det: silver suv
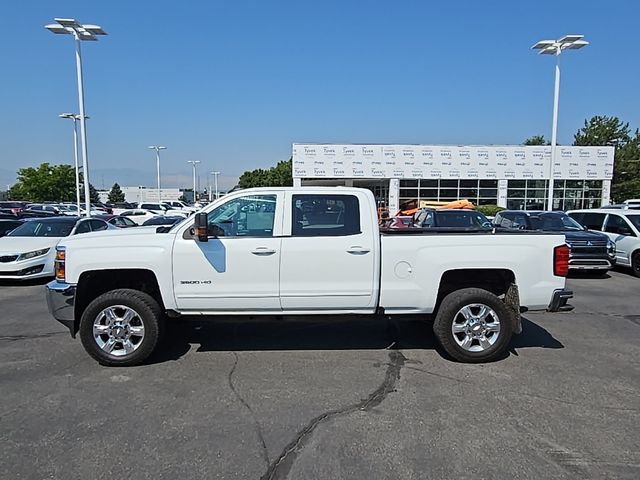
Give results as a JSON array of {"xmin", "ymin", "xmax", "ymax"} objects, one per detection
[{"xmin": 567, "ymin": 209, "xmax": 640, "ymax": 277}]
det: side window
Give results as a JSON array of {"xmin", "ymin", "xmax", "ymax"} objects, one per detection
[
  {"xmin": 292, "ymin": 194, "xmax": 360, "ymax": 236},
  {"xmin": 74, "ymin": 220, "xmax": 91, "ymax": 234},
  {"xmin": 206, "ymin": 195, "xmax": 276, "ymax": 237},
  {"xmin": 511, "ymin": 214, "xmax": 528, "ymax": 229},
  {"xmin": 141, "ymin": 204, "xmax": 156, "ymax": 210},
  {"xmin": 605, "ymin": 215, "xmax": 635, "ymax": 236},
  {"xmin": 90, "ymin": 220, "xmax": 108, "ymax": 231},
  {"xmin": 497, "ymin": 213, "xmax": 513, "ymax": 228},
  {"xmin": 576, "ymin": 213, "xmax": 605, "ymax": 231}
]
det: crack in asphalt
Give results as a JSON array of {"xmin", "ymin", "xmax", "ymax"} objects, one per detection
[
  {"xmin": 0, "ymin": 332, "xmax": 66, "ymax": 342},
  {"xmin": 260, "ymin": 349, "xmax": 406, "ymax": 480},
  {"xmin": 227, "ymin": 351, "xmax": 270, "ymax": 467}
]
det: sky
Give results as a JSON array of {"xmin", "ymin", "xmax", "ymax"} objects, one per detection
[{"xmin": 1, "ymin": 0, "xmax": 639, "ymax": 192}]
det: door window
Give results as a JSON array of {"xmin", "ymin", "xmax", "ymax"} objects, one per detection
[
  {"xmin": 571, "ymin": 212, "xmax": 605, "ymax": 230},
  {"xmin": 89, "ymin": 220, "xmax": 108, "ymax": 231},
  {"xmin": 74, "ymin": 220, "xmax": 91, "ymax": 234},
  {"xmin": 292, "ymin": 195, "xmax": 360, "ymax": 236},
  {"xmin": 605, "ymin": 215, "xmax": 635, "ymax": 236},
  {"xmin": 206, "ymin": 195, "xmax": 276, "ymax": 237}
]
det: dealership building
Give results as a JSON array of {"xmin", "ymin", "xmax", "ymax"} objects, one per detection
[{"xmin": 292, "ymin": 144, "xmax": 614, "ymax": 212}]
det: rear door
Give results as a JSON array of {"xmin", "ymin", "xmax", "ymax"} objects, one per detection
[{"xmin": 279, "ymin": 192, "xmax": 377, "ymax": 311}]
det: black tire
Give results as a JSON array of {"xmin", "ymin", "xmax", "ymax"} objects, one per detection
[
  {"xmin": 632, "ymin": 252, "xmax": 640, "ymax": 278},
  {"xmin": 79, "ymin": 289, "xmax": 164, "ymax": 366},
  {"xmin": 433, "ymin": 288, "xmax": 513, "ymax": 363}
]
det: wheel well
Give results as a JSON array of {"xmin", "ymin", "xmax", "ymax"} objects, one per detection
[
  {"xmin": 436, "ymin": 269, "xmax": 515, "ymax": 307},
  {"xmin": 74, "ymin": 269, "xmax": 163, "ymax": 331}
]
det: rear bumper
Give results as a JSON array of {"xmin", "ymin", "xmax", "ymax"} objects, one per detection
[
  {"xmin": 46, "ymin": 280, "xmax": 77, "ymax": 336},
  {"xmin": 547, "ymin": 288, "xmax": 574, "ymax": 312},
  {"xmin": 568, "ymin": 257, "xmax": 613, "ymax": 270}
]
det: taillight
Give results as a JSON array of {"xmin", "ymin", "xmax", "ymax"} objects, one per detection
[
  {"xmin": 554, "ymin": 244, "xmax": 570, "ymax": 277},
  {"xmin": 55, "ymin": 247, "xmax": 66, "ymax": 281}
]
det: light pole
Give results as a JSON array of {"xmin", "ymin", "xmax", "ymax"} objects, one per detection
[
  {"xmin": 211, "ymin": 171, "xmax": 220, "ymax": 201},
  {"xmin": 148, "ymin": 146, "xmax": 167, "ymax": 202},
  {"xmin": 187, "ymin": 160, "xmax": 201, "ymax": 202},
  {"xmin": 59, "ymin": 113, "xmax": 88, "ymax": 214},
  {"xmin": 532, "ymin": 34, "xmax": 588, "ymax": 211},
  {"xmin": 46, "ymin": 18, "xmax": 106, "ymax": 216}
]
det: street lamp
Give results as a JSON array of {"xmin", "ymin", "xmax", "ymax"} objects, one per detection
[
  {"xmin": 148, "ymin": 146, "xmax": 167, "ymax": 202},
  {"xmin": 187, "ymin": 160, "xmax": 201, "ymax": 202},
  {"xmin": 46, "ymin": 18, "xmax": 107, "ymax": 216},
  {"xmin": 211, "ymin": 171, "xmax": 220, "ymax": 201},
  {"xmin": 532, "ymin": 34, "xmax": 589, "ymax": 211},
  {"xmin": 59, "ymin": 113, "xmax": 88, "ymax": 214}
]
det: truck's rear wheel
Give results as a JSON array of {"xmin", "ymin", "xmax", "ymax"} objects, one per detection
[
  {"xmin": 79, "ymin": 289, "xmax": 164, "ymax": 367},
  {"xmin": 433, "ymin": 288, "xmax": 513, "ymax": 363}
]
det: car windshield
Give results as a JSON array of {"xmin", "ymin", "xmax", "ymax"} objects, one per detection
[
  {"xmin": 8, "ymin": 220, "xmax": 74, "ymax": 237},
  {"xmin": 528, "ymin": 213, "xmax": 584, "ymax": 231},
  {"xmin": 626, "ymin": 215, "xmax": 640, "ymax": 231}
]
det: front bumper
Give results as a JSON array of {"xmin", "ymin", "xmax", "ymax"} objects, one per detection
[
  {"xmin": 547, "ymin": 288, "xmax": 574, "ymax": 312},
  {"xmin": 46, "ymin": 280, "xmax": 77, "ymax": 337}
]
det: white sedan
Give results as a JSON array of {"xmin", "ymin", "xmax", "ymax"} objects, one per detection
[
  {"xmin": 0, "ymin": 217, "xmax": 114, "ymax": 280},
  {"xmin": 119, "ymin": 209, "xmax": 161, "ymax": 225}
]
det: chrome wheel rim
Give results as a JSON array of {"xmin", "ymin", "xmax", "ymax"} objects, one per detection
[
  {"xmin": 93, "ymin": 305, "xmax": 145, "ymax": 357},
  {"xmin": 451, "ymin": 303, "xmax": 500, "ymax": 352}
]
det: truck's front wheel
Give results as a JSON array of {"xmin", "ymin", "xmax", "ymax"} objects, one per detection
[
  {"xmin": 79, "ymin": 289, "xmax": 164, "ymax": 367},
  {"xmin": 433, "ymin": 288, "xmax": 513, "ymax": 363}
]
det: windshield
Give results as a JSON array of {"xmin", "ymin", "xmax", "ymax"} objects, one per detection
[
  {"xmin": 528, "ymin": 213, "xmax": 584, "ymax": 231},
  {"xmin": 8, "ymin": 220, "xmax": 74, "ymax": 237}
]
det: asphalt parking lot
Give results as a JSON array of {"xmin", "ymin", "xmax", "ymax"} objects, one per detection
[{"xmin": 1, "ymin": 271, "xmax": 639, "ymax": 480}]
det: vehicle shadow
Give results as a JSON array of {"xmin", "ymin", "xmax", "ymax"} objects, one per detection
[
  {"xmin": 147, "ymin": 314, "xmax": 563, "ymax": 365},
  {"xmin": 0, "ymin": 277, "xmax": 52, "ymax": 287},
  {"xmin": 568, "ymin": 271, "xmax": 611, "ymax": 279}
]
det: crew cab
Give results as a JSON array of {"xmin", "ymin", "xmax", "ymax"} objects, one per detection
[{"xmin": 46, "ymin": 187, "xmax": 572, "ymax": 366}]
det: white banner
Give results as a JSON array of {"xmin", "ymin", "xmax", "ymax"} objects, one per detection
[{"xmin": 292, "ymin": 144, "xmax": 614, "ymax": 180}]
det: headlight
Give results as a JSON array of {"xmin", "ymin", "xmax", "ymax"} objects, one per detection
[
  {"xmin": 607, "ymin": 240, "xmax": 616, "ymax": 257},
  {"xmin": 17, "ymin": 248, "xmax": 50, "ymax": 261}
]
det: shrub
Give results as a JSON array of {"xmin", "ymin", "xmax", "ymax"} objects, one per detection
[{"xmin": 476, "ymin": 204, "xmax": 504, "ymax": 217}]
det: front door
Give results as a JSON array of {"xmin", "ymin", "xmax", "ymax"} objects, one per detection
[{"xmin": 172, "ymin": 193, "xmax": 283, "ymax": 311}]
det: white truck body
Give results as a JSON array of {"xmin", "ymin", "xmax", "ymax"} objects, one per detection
[{"xmin": 46, "ymin": 187, "xmax": 572, "ymax": 365}]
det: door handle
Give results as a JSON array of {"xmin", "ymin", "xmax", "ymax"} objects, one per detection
[
  {"xmin": 251, "ymin": 247, "xmax": 276, "ymax": 255},
  {"xmin": 346, "ymin": 246, "xmax": 371, "ymax": 254}
]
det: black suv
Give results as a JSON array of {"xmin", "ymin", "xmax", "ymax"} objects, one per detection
[{"xmin": 493, "ymin": 210, "xmax": 616, "ymax": 274}]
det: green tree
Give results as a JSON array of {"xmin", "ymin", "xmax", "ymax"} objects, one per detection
[
  {"xmin": 523, "ymin": 135, "xmax": 548, "ymax": 145},
  {"xmin": 9, "ymin": 163, "xmax": 76, "ymax": 202},
  {"xmin": 238, "ymin": 159, "xmax": 293, "ymax": 188},
  {"xmin": 89, "ymin": 183, "xmax": 100, "ymax": 203},
  {"xmin": 107, "ymin": 183, "xmax": 125, "ymax": 203},
  {"xmin": 573, "ymin": 116, "xmax": 640, "ymax": 202}
]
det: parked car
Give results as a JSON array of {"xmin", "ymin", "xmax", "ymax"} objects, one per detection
[
  {"xmin": 0, "ymin": 217, "xmax": 115, "ymax": 280},
  {"xmin": 141, "ymin": 216, "xmax": 185, "ymax": 226},
  {"xmin": 413, "ymin": 209, "xmax": 493, "ymax": 230},
  {"xmin": 0, "ymin": 219, "xmax": 23, "ymax": 237},
  {"xmin": 164, "ymin": 200, "xmax": 198, "ymax": 213},
  {"xmin": 567, "ymin": 209, "xmax": 640, "ymax": 277},
  {"xmin": 25, "ymin": 204, "xmax": 61, "ymax": 215},
  {"xmin": 119, "ymin": 209, "xmax": 159, "ymax": 225},
  {"xmin": 46, "ymin": 187, "xmax": 572, "ymax": 366},
  {"xmin": 137, "ymin": 202, "xmax": 190, "ymax": 217},
  {"xmin": 0, "ymin": 201, "xmax": 27, "ymax": 215},
  {"xmin": 494, "ymin": 210, "xmax": 616, "ymax": 274},
  {"xmin": 93, "ymin": 214, "xmax": 138, "ymax": 228}
]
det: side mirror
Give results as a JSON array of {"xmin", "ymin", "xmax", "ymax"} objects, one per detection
[{"xmin": 194, "ymin": 212, "xmax": 208, "ymax": 242}]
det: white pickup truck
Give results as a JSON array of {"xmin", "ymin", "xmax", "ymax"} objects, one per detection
[{"xmin": 46, "ymin": 187, "xmax": 573, "ymax": 366}]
